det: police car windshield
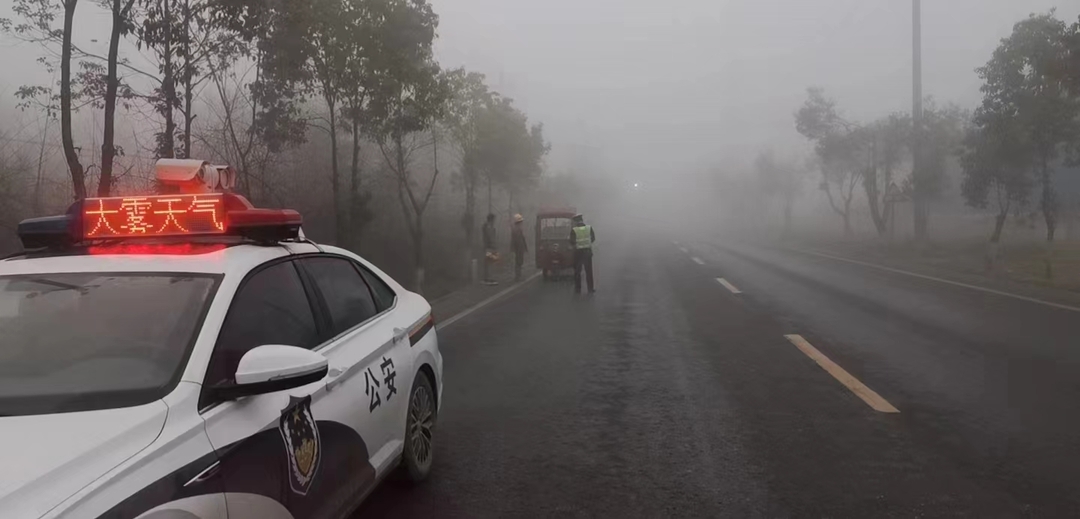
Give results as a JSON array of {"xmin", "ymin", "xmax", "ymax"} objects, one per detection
[{"xmin": 0, "ymin": 273, "xmax": 218, "ymax": 416}]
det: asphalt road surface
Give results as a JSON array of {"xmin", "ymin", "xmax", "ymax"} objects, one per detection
[{"xmin": 357, "ymin": 230, "xmax": 1080, "ymax": 518}]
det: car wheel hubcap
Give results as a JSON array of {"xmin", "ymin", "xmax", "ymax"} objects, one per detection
[{"xmin": 409, "ymin": 385, "xmax": 434, "ymax": 467}]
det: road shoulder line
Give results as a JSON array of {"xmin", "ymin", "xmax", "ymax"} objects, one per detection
[
  {"xmin": 692, "ymin": 257, "xmax": 705, "ymax": 265},
  {"xmin": 790, "ymin": 247, "xmax": 1080, "ymax": 314},
  {"xmin": 437, "ymin": 272, "xmax": 541, "ymax": 330},
  {"xmin": 784, "ymin": 334, "xmax": 899, "ymax": 414}
]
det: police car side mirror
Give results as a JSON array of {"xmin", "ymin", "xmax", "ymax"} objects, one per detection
[{"xmin": 210, "ymin": 345, "xmax": 328, "ymax": 401}]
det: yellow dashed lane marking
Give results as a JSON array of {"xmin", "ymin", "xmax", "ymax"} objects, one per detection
[
  {"xmin": 717, "ymin": 278, "xmax": 742, "ymax": 294},
  {"xmin": 784, "ymin": 334, "xmax": 899, "ymax": 413}
]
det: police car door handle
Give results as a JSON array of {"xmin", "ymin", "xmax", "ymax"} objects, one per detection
[
  {"xmin": 326, "ymin": 366, "xmax": 347, "ymax": 391},
  {"xmin": 393, "ymin": 327, "xmax": 408, "ymax": 343}
]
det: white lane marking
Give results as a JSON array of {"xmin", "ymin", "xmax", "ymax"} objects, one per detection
[
  {"xmin": 438, "ymin": 272, "xmax": 541, "ymax": 330},
  {"xmin": 784, "ymin": 334, "xmax": 899, "ymax": 414},
  {"xmin": 716, "ymin": 278, "xmax": 742, "ymax": 294},
  {"xmin": 679, "ymin": 247, "xmax": 688, "ymax": 254},
  {"xmin": 692, "ymin": 257, "xmax": 705, "ymax": 265},
  {"xmin": 792, "ymin": 248, "xmax": 1080, "ymax": 314}
]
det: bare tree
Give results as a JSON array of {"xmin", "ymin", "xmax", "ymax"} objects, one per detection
[
  {"xmin": 796, "ymin": 88, "xmax": 862, "ymax": 237},
  {"xmin": 3, "ymin": 0, "xmax": 89, "ymax": 199},
  {"xmin": 198, "ymin": 60, "xmax": 278, "ymax": 202},
  {"xmin": 754, "ymin": 150, "xmax": 802, "ymax": 237},
  {"xmin": 98, "ymin": 0, "xmax": 137, "ymax": 196}
]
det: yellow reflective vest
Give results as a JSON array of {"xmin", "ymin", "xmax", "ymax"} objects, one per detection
[{"xmin": 573, "ymin": 225, "xmax": 593, "ymax": 249}]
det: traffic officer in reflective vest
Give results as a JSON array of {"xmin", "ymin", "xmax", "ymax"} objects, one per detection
[{"xmin": 568, "ymin": 213, "xmax": 596, "ymax": 294}]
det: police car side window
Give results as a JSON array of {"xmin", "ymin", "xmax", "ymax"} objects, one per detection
[
  {"xmin": 302, "ymin": 257, "xmax": 379, "ymax": 336},
  {"xmin": 205, "ymin": 261, "xmax": 319, "ymax": 387},
  {"xmin": 356, "ymin": 264, "xmax": 396, "ymax": 312}
]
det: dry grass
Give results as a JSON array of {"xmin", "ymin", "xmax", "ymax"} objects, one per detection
[{"xmin": 796, "ymin": 237, "xmax": 1080, "ymax": 293}]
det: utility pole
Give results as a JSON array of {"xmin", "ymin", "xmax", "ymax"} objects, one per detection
[{"xmin": 912, "ymin": 0, "xmax": 926, "ymax": 241}]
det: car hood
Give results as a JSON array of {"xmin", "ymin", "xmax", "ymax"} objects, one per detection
[{"xmin": 0, "ymin": 401, "xmax": 168, "ymax": 519}]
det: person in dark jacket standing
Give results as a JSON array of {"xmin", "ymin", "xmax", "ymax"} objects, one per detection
[
  {"xmin": 511, "ymin": 213, "xmax": 528, "ymax": 281},
  {"xmin": 482, "ymin": 213, "xmax": 498, "ymax": 285},
  {"xmin": 568, "ymin": 213, "xmax": 595, "ymax": 294}
]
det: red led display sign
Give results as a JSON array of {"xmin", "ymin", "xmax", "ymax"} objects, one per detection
[{"xmin": 82, "ymin": 193, "xmax": 227, "ymax": 239}]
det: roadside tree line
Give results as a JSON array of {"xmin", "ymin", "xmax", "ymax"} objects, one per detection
[
  {"xmin": 961, "ymin": 11, "xmax": 1080, "ymax": 274},
  {"xmin": 793, "ymin": 88, "xmax": 966, "ymax": 239},
  {"xmin": 1, "ymin": 0, "xmax": 549, "ymax": 291},
  {"xmin": 780, "ymin": 11, "xmax": 1080, "ymax": 274}
]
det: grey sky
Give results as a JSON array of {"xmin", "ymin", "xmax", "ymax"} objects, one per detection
[
  {"xmin": 429, "ymin": 0, "xmax": 1078, "ymax": 177},
  {"xmin": 3, "ymin": 0, "xmax": 1078, "ymax": 179}
]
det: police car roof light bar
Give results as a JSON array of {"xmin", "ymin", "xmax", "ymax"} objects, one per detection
[
  {"xmin": 16, "ymin": 214, "xmax": 78, "ymax": 249},
  {"xmin": 228, "ymin": 207, "xmax": 303, "ymax": 243},
  {"xmin": 16, "ymin": 192, "xmax": 302, "ymax": 249}
]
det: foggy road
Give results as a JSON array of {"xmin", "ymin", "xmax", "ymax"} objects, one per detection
[{"xmin": 357, "ymin": 231, "xmax": 1080, "ymax": 518}]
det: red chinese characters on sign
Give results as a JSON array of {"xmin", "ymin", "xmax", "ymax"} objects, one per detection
[
  {"xmin": 120, "ymin": 198, "xmax": 154, "ymax": 234},
  {"xmin": 85, "ymin": 199, "xmax": 120, "ymax": 236},
  {"xmin": 83, "ymin": 193, "xmax": 227, "ymax": 239}
]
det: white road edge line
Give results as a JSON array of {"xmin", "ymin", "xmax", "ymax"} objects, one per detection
[
  {"xmin": 679, "ymin": 247, "xmax": 688, "ymax": 254},
  {"xmin": 692, "ymin": 257, "xmax": 705, "ymax": 265},
  {"xmin": 716, "ymin": 278, "xmax": 742, "ymax": 294},
  {"xmin": 792, "ymin": 247, "xmax": 1080, "ymax": 314},
  {"xmin": 784, "ymin": 334, "xmax": 899, "ymax": 414},
  {"xmin": 437, "ymin": 271, "xmax": 541, "ymax": 330}
]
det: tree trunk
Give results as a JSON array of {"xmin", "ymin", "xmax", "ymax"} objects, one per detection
[
  {"xmin": 914, "ymin": 193, "xmax": 929, "ymax": 240},
  {"xmin": 391, "ymin": 135, "xmax": 422, "ymax": 292},
  {"xmin": 60, "ymin": 0, "xmax": 86, "ymax": 200},
  {"xmin": 413, "ymin": 224, "xmax": 424, "ymax": 294},
  {"xmin": 34, "ymin": 118, "xmax": 49, "ymax": 213},
  {"xmin": 99, "ymin": 0, "xmax": 128, "ymax": 196},
  {"xmin": 821, "ymin": 174, "xmax": 853, "ymax": 239},
  {"xmin": 160, "ymin": 0, "xmax": 176, "ymax": 158},
  {"xmin": 990, "ymin": 210, "xmax": 1007, "ymax": 243},
  {"xmin": 883, "ymin": 163, "xmax": 895, "ymax": 241},
  {"xmin": 350, "ymin": 120, "xmax": 360, "ymax": 198},
  {"xmin": 463, "ymin": 171, "xmax": 476, "ymax": 250},
  {"xmin": 349, "ymin": 116, "xmax": 361, "ymax": 250},
  {"xmin": 865, "ymin": 139, "xmax": 887, "ymax": 237},
  {"xmin": 866, "ymin": 185, "xmax": 887, "ymax": 236},
  {"xmin": 463, "ymin": 174, "xmax": 476, "ymax": 278},
  {"xmin": 242, "ymin": 55, "xmax": 261, "ymax": 199},
  {"xmin": 1040, "ymin": 158, "xmax": 1056, "ymax": 280},
  {"xmin": 329, "ymin": 102, "xmax": 343, "ymax": 245},
  {"xmin": 783, "ymin": 197, "xmax": 793, "ymax": 238},
  {"xmin": 1041, "ymin": 160, "xmax": 1056, "ymax": 243},
  {"xmin": 912, "ymin": 130, "xmax": 928, "ymax": 242},
  {"xmin": 181, "ymin": 0, "xmax": 193, "ymax": 158},
  {"xmin": 983, "ymin": 204, "xmax": 1008, "ymax": 271},
  {"xmin": 843, "ymin": 190, "xmax": 854, "ymax": 237}
]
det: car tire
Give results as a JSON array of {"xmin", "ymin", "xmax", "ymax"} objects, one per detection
[{"xmin": 401, "ymin": 372, "xmax": 436, "ymax": 483}]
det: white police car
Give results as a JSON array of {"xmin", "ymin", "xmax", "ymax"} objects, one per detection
[{"xmin": 0, "ymin": 159, "xmax": 442, "ymax": 518}]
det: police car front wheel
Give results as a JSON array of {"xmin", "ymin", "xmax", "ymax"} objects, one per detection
[{"xmin": 401, "ymin": 372, "xmax": 436, "ymax": 482}]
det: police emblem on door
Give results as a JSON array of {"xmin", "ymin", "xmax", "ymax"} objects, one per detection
[{"xmin": 279, "ymin": 396, "xmax": 322, "ymax": 495}]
